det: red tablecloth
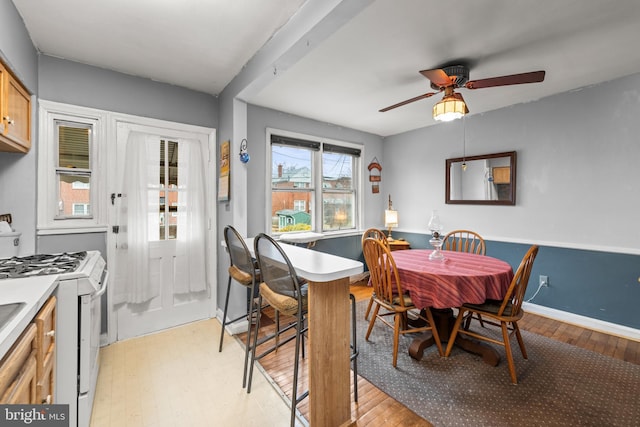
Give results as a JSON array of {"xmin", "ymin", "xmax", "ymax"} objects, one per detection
[{"xmin": 391, "ymin": 249, "xmax": 514, "ymax": 310}]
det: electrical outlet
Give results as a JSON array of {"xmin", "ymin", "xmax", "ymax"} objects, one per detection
[{"xmin": 539, "ymin": 275, "xmax": 549, "ymax": 287}]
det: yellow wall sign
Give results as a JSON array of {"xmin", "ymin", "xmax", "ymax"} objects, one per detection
[{"xmin": 218, "ymin": 140, "xmax": 230, "ymax": 201}]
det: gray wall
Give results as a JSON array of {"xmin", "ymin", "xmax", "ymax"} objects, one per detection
[
  {"xmin": 0, "ymin": 0, "xmax": 39, "ymax": 255},
  {"xmin": 213, "ymin": 104, "xmax": 385, "ymax": 318},
  {"xmin": 382, "ymin": 73, "xmax": 640, "ymax": 329},
  {"xmin": 36, "ymin": 55, "xmax": 219, "ymax": 255},
  {"xmin": 38, "ymin": 55, "xmax": 218, "ymax": 129},
  {"xmin": 383, "ymin": 73, "xmax": 640, "ymax": 251}
]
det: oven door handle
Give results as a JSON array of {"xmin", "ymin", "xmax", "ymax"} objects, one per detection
[{"xmin": 93, "ymin": 270, "xmax": 109, "ymax": 298}]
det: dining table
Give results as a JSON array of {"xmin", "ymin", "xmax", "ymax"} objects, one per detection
[
  {"xmin": 240, "ymin": 237, "xmax": 363, "ymax": 427},
  {"xmin": 391, "ymin": 249, "xmax": 514, "ymax": 365}
]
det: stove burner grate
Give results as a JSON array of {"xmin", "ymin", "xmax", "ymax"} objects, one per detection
[{"xmin": 0, "ymin": 251, "xmax": 88, "ymax": 280}]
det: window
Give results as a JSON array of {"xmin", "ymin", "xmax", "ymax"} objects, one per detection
[
  {"xmin": 269, "ymin": 131, "xmax": 362, "ymax": 234},
  {"xmin": 293, "ymin": 200, "xmax": 306, "ymax": 211},
  {"xmin": 157, "ymin": 140, "xmax": 179, "ymax": 240},
  {"xmin": 38, "ymin": 101, "xmax": 107, "ymax": 231},
  {"xmin": 73, "ymin": 203, "xmax": 90, "ymax": 215},
  {"xmin": 71, "ymin": 181, "xmax": 91, "ymax": 189},
  {"xmin": 55, "ymin": 121, "xmax": 93, "ymax": 219}
]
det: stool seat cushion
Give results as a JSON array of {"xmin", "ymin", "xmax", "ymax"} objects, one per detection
[
  {"xmin": 259, "ymin": 282, "xmax": 308, "ymax": 316},
  {"xmin": 228, "ymin": 265, "xmax": 254, "ymax": 286}
]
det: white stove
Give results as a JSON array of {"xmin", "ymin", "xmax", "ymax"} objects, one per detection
[{"xmin": 2, "ymin": 250, "xmax": 108, "ymax": 427}]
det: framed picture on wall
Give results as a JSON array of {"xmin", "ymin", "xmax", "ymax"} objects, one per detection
[{"xmin": 218, "ymin": 140, "xmax": 230, "ymax": 201}]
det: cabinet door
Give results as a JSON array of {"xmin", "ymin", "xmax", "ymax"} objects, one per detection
[
  {"xmin": 35, "ymin": 296, "xmax": 56, "ymax": 404},
  {"xmin": 1, "ymin": 351, "xmax": 37, "ymax": 404},
  {"xmin": 0, "ymin": 63, "xmax": 31, "ymax": 153},
  {"xmin": 37, "ymin": 351, "xmax": 55, "ymax": 404},
  {"xmin": 0, "ymin": 65, "xmax": 4, "ymax": 135},
  {"xmin": 35, "ymin": 296, "xmax": 56, "ymax": 366},
  {"xmin": 0, "ymin": 323, "xmax": 37, "ymax": 401},
  {"xmin": 492, "ymin": 167, "xmax": 511, "ymax": 184}
]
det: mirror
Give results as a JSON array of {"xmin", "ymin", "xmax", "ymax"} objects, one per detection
[{"xmin": 446, "ymin": 151, "xmax": 516, "ymax": 205}]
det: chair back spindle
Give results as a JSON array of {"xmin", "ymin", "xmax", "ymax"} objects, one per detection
[{"xmin": 442, "ymin": 229, "xmax": 486, "ymax": 255}]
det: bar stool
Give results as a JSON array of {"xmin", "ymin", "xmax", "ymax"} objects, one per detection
[
  {"xmin": 219, "ymin": 225, "xmax": 262, "ymax": 389},
  {"xmin": 248, "ymin": 233, "xmax": 359, "ymax": 426}
]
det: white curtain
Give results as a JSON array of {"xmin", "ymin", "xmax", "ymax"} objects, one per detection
[
  {"xmin": 174, "ymin": 138, "xmax": 207, "ymax": 294},
  {"xmin": 113, "ymin": 132, "xmax": 161, "ymax": 304}
]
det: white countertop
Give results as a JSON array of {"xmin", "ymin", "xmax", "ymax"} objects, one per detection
[
  {"xmin": 278, "ymin": 231, "xmax": 324, "ymax": 244},
  {"xmin": 0, "ymin": 275, "xmax": 58, "ymax": 359},
  {"xmin": 245, "ymin": 237, "xmax": 363, "ymax": 282}
]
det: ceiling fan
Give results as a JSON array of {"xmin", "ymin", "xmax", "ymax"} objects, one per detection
[{"xmin": 379, "ymin": 64, "xmax": 545, "ymax": 121}]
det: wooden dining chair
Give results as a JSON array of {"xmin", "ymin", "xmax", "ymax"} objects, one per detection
[
  {"xmin": 442, "ymin": 229, "xmax": 486, "ymax": 255},
  {"xmin": 362, "ymin": 237, "xmax": 443, "ymax": 367},
  {"xmin": 442, "ymin": 229, "xmax": 487, "ymax": 328},
  {"xmin": 444, "ymin": 245, "xmax": 539, "ymax": 384},
  {"xmin": 361, "ymin": 228, "xmax": 390, "ymax": 321}
]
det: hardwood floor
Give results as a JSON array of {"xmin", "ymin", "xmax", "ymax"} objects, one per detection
[
  {"xmin": 247, "ymin": 283, "xmax": 640, "ymax": 426},
  {"xmin": 92, "ymin": 283, "xmax": 640, "ymax": 427}
]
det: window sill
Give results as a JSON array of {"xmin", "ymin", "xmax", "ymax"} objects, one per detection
[{"xmin": 37, "ymin": 225, "xmax": 108, "ymax": 236}]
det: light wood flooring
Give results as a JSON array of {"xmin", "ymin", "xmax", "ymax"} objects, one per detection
[{"xmin": 90, "ymin": 284, "xmax": 640, "ymax": 427}]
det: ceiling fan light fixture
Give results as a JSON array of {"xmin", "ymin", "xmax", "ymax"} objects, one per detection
[{"xmin": 433, "ymin": 94, "xmax": 466, "ymax": 122}]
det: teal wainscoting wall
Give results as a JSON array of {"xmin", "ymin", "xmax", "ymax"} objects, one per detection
[{"xmin": 312, "ymin": 232, "xmax": 640, "ymax": 330}]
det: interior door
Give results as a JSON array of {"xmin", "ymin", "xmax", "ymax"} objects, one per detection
[{"xmin": 112, "ymin": 121, "xmax": 215, "ymax": 341}]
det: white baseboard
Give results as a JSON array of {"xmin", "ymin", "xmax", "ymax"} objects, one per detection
[
  {"xmin": 523, "ymin": 302, "xmax": 640, "ymax": 342},
  {"xmin": 216, "ymin": 308, "xmax": 250, "ymax": 336}
]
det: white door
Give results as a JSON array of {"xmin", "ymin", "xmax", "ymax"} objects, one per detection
[{"xmin": 110, "ymin": 120, "xmax": 216, "ymax": 341}]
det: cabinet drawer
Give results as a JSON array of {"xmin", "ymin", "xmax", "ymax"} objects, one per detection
[
  {"xmin": 0, "ymin": 324, "xmax": 37, "ymax": 401},
  {"xmin": 37, "ymin": 350, "xmax": 55, "ymax": 404},
  {"xmin": 35, "ymin": 296, "xmax": 56, "ymax": 367}
]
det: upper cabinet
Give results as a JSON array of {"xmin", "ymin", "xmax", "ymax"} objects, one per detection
[
  {"xmin": 0, "ymin": 60, "xmax": 32, "ymax": 153},
  {"xmin": 492, "ymin": 166, "xmax": 511, "ymax": 184}
]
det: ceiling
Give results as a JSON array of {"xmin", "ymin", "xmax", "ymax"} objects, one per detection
[{"xmin": 12, "ymin": 0, "xmax": 640, "ymax": 137}]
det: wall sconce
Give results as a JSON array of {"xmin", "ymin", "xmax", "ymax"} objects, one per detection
[
  {"xmin": 239, "ymin": 138, "xmax": 250, "ymax": 163},
  {"xmin": 384, "ymin": 194, "xmax": 398, "ymax": 241}
]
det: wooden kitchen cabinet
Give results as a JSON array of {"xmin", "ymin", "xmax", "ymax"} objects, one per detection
[
  {"xmin": 492, "ymin": 166, "xmax": 511, "ymax": 184},
  {"xmin": 2, "ymin": 352, "xmax": 37, "ymax": 404},
  {"xmin": 0, "ymin": 59, "xmax": 32, "ymax": 153},
  {"xmin": 0, "ymin": 323, "xmax": 37, "ymax": 403},
  {"xmin": 35, "ymin": 296, "xmax": 56, "ymax": 404},
  {"xmin": 0, "ymin": 295, "xmax": 57, "ymax": 405}
]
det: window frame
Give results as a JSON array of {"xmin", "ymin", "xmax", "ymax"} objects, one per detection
[
  {"xmin": 266, "ymin": 128, "xmax": 363, "ymax": 236},
  {"xmin": 38, "ymin": 101, "xmax": 108, "ymax": 233}
]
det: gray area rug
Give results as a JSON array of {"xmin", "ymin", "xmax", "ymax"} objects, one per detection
[{"xmin": 355, "ymin": 301, "xmax": 640, "ymax": 427}]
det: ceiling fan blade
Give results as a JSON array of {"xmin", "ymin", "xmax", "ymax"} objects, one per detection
[
  {"xmin": 420, "ymin": 68, "xmax": 452, "ymax": 87},
  {"xmin": 379, "ymin": 92, "xmax": 438, "ymax": 112},
  {"xmin": 465, "ymin": 70, "xmax": 545, "ymax": 89}
]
